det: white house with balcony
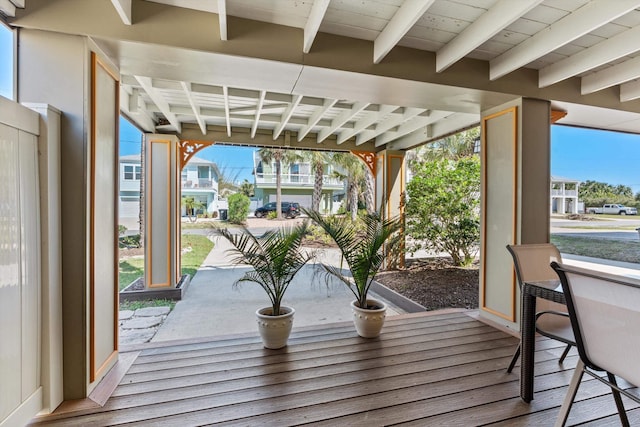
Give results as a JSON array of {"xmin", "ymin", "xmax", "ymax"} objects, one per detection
[
  {"xmin": 253, "ymin": 151, "xmax": 345, "ymax": 213},
  {"xmin": 119, "ymin": 154, "xmax": 222, "ymax": 230},
  {"xmin": 551, "ymin": 175, "xmax": 580, "ymax": 214}
]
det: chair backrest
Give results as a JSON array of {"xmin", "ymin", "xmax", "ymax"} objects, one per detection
[
  {"xmin": 506, "ymin": 243, "xmax": 562, "ymax": 288},
  {"xmin": 552, "ymin": 262, "xmax": 640, "ymax": 387}
]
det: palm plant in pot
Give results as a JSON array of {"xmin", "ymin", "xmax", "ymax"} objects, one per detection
[
  {"xmin": 215, "ymin": 223, "xmax": 313, "ymax": 349},
  {"xmin": 304, "ymin": 209, "xmax": 402, "ymax": 338}
]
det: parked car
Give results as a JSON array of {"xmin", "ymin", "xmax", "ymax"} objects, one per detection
[
  {"xmin": 254, "ymin": 202, "xmax": 301, "ymax": 218},
  {"xmin": 586, "ymin": 203, "xmax": 637, "ymax": 215}
]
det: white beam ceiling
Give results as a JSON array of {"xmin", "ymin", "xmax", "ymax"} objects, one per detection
[
  {"xmin": 217, "ymin": 0, "xmax": 227, "ymax": 41},
  {"xmin": 490, "ymin": 0, "xmax": 640, "ymax": 80},
  {"xmin": 0, "ymin": 0, "xmax": 16, "ymax": 17},
  {"xmin": 373, "ymin": 0, "xmax": 436, "ymax": 64},
  {"xmin": 436, "ymin": 0, "xmax": 542, "ymax": 73},
  {"xmin": 303, "ymin": 0, "xmax": 330, "ymax": 54},
  {"xmin": 109, "ymin": 0, "xmax": 132, "ymax": 25},
  {"xmin": 89, "ymin": 0, "xmax": 640, "ymax": 150}
]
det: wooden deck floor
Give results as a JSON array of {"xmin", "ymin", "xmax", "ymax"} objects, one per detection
[{"xmin": 30, "ymin": 310, "xmax": 640, "ymax": 426}]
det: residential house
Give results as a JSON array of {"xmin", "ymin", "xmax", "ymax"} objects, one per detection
[
  {"xmin": 119, "ymin": 154, "xmax": 222, "ymax": 230},
  {"xmin": 551, "ymin": 176, "xmax": 580, "ymax": 215},
  {"xmin": 253, "ymin": 151, "xmax": 345, "ymax": 213}
]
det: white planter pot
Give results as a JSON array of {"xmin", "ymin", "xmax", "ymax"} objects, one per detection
[
  {"xmin": 255, "ymin": 306, "xmax": 295, "ymax": 349},
  {"xmin": 351, "ymin": 299, "xmax": 387, "ymax": 338}
]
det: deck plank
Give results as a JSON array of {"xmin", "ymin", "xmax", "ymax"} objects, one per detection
[{"xmin": 30, "ymin": 311, "xmax": 636, "ymax": 427}]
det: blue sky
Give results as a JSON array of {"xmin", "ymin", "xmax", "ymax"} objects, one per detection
[
  {"xmin": 551, "ymin": 125, "xmax": 640, "ymax": 193},
  {"xmin": 120, "ymin": 117, "xmax": 257, "ymax": 183},
  {"xmin": 3, "ymin": 23, "xmax": 640, "ymax": 193}
]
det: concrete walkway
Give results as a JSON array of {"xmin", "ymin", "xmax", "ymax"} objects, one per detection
[{"xmin": 151, "ymin": 236, "xmax": 404, "ymax": 342}]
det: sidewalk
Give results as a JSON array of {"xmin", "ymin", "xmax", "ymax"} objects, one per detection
[{"xmin": 150, "ymin": 236, "xmax": 404, "ymax": 343}]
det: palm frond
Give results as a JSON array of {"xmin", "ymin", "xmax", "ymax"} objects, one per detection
[
  {"xmin": 303, "ymin": 208, "xmax": 402, "ymax": 308},
  {"xmin": 214, "ymin": 223, "xmax": 314, "ymax": 314}
]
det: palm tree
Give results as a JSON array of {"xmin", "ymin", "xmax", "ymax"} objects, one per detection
[
  {"xmin": 332, "ymin": 152, "xmax": 366, "ymax": 220},
  {"xmin": 407, "ymin": 127, "xmax": 480, "ymax": 174},
  {"xmin": 304, "ymin": 208, "xmax": 402, "ymax": 310},
  {"xmin": 181, "ymin": 196, "xmax": 204, "ymax": 222},
  {"xmin": 302, "ymin": 150, "xmax": 331, "ymax": 212},
  {"xmin": 215, "ymin": 223, "xmax": 313, "ymax": 316},
  {"xmin": 257, "ymin": 148, "xmax": 302, "ymax": 219},
  {"xmin": 239, "ymin": 179, "xmax": 254, "ymax": 197}
]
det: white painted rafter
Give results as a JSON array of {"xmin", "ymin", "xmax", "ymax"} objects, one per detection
[
  {"xmin": 109, "ymin": 0, "xmax": 132, "ymax": 25},
  {"xmin": 135, "ymin": 76, "xmax": 181, "ymax": 133},
  {"xmin": 337, "ymin": 105, "xmax": 398, "ymax": 144},
  {"xmin": 490, "ymin": 0, "xmax": 640, "ymax": 81},
  {"xmin": 303, "ymin": 0, "xmax": 330, "ymax": 54},
  {"xmin": 373, "ymin": 0, "xmax": 436, "ymax": 64},
  {"xmin": 582, "ymin": 56, "xmax": 640, "ymax": 94},
  {"xmin": 298, "ymin": 98, "xmax": 338, "ymax": 141},
  {"xmin": 273, "ymin": 94, "xmax": 303, "ymax": 140},
  {"xmin": 375, "ymin": 110, "xmax": 450, "ymax": 147},
  {"xmin": 217, "ymin": 0, "xmax": 227, "ymax": 41},
  {"xmin": 181, "ymin": 81, "xmax": 207, "ymax": 135},
  {"xmin": 355, "ymin": 107, "xmax": 425, "ymax": 145},
  {"xmin": 0, "ymin": 0, "xmax": 16, "ymax": 17},
  {"xmin": 540, "ymin": 25, "xmax": 640, "ymax": 88},
  {"xmin": 222, "ymin": 85, "xmax": 231, "ymax": 137},
  {"xmin": 318, "ymin": 102, "xmax": 369, "ymax": 143},
  {"xmin": 388, "ymin": 113, "xmax": 477, "ymax": 151},
  {"xmin": 620, "ymin": 80, "xmax": 640, "ymax": 102},
  {"xmin": 251, "ymin": 90, "xmax": 266, "ymax": 139},
  {"xmin": 436, "ymin": 0, "xmax": 542, "ymax": 73}
]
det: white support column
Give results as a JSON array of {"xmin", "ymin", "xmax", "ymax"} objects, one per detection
[
  {"xmin": 480, "ymin": 98, "xmax": 551, "ymax": 330},
  {"xmin": 145, "ymin": 134, "xmax": 181, "ymax": 291}
]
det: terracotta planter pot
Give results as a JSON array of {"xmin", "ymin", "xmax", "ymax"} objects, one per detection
[
  {"xmin": 351, "ymin": 299, "xmax": 387, "ymax": 338},
  {"xmin": 255, "ymin": 306, "xmax": 295, "ymax": 349}
]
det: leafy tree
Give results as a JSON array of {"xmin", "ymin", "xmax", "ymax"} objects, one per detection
[
  {"xmin": 405, "ymin": 157, "xmax": 480, "ymax": 266},
  {"xmin": 407, "ymin": 127, "xmax": 480, "ymax": 175},
  {"xmin": 239, "ymin": 179, "xmax": 255, "ymax": 197},
  {"xmin": 228, "ymin": 193, "xmax": 250, "ymax": 224},
  {"xmin": 257, "ymin": 148, "xmax": 302, "ymax": 219},
  {"xmin": 579, "ymin": 180, "xmax": 635, "ymax": 207},
  {"xmin": 182, "ymin": 196, "xmax": 205, "ymax": 223}
]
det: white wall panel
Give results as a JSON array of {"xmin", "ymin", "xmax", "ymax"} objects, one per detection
[{"xmin": 0, "ymin": 124, "xmax": 22, "ymax": 421}]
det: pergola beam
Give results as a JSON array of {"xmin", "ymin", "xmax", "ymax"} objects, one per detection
[
  {"xmin": 251, "ymin": 90, "xmax": 266, "ymax": 139},
  {"xmin": 374, "ymin": 110, "xmax": 450, "ymax": 147},
  {"xmin": 181, "ymin": 81, "xmax": 207, "ymax": 135},
  {"xmin": 303, "ymin": 0, "xmax": 330, "ymax": 54},
  {"xmin": 355, "ymin": 107, "xmax": 424, "ymax": 145},
  {"xmin": 273, "ymin": 94, "xmax": 303, "ymax": 139},
  {"xmin": 223, "ymin": 85, "xmax": 231, "ymax": 137},
  {"xmin": 318, "ymin": 101, "xmax": 369, "ymax": 143},
  {"xmin": 217, "ymin": 0, "xmax": 227, "ymax": 41},
  {"xmin": 298, "ymin": 98, "xmax": 337, "ymax": 141},
  {"xmin": 135, "ymin": 75, "xmax": 181, "ymax": 133},
  {"xmin": 582, "ymin": 56, "xmax": 640, "ymax": 95},
  {"xmin": 490, "ymin": 0, "xmax": 640, "ymax": 80},
  {"xmin": 540, "ymin": 25, "xmax": 640, "ymax": 88},
  {"xmin": 436, "ymin": 0, "xmax": 542, "ymax": 73},
  {"xmin": 109, "ymin": 0, "xmax": 132, "ymax": 25},
  {"xmin": 373, "ymin": 0, "xmax": 435, "ymax": 64}
]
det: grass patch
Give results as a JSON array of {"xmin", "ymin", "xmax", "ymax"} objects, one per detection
[
  {"xmin": 119, "ymin": 299, "xmax": 176, "ymax": 312},
  {"xmin": 118, "ymin": 234, "xmax": 214, "ymax": 290},
  {"xmin": 551, "ymin": 235, "xmax": 640, "ymax": 264},
  {"xmin": 181, "ymin": 221, "xmax": 234, "ymax": 230},
  {"xmin": 181, "ymin": 234, "xmax": 214, "ymax": 279},
  {"xmin": 119, "ymin": 257, "xmax": 144, "ymax": 291}
]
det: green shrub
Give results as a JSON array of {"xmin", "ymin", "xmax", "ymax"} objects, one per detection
[
  {"xmin": 228, "ymin": 193, "xmax": 250, "ymax": 223},
  {"xmin": 267, "ymin": 211, "xmax": 277, "ymax": 220},
  {"xmin": 119, "ymin": 234, "xmax": 141, "ymax": 248}
]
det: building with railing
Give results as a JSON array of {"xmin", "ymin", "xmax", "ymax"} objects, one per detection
[
  {"xmin": 551, "ymin": 175, "xmax": 580, "ymax": 214},
  {"xmin": 119, "ymin": 154, "xmax": 222, "ymax": 229},
  {"xmin": 253, "ymin": 151, "xmax": 346, "ymax": 213}
]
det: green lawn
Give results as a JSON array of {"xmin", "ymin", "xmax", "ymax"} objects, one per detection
[
  {"xmin": 118, "ymin": 234, "xmax": 214, "ymax": 291},
  {"xmin": 551, "ymin": 235, "xmax": 640, "ymax": 264}
]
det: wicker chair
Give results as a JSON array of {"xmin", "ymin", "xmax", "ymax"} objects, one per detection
[
  {"xmin": 551, "ymin": 262, "xmax": 640, "ymax": 427},
  {"xmin": 505, "ymin": 244, "xmax": 574, "ymax": 373}
]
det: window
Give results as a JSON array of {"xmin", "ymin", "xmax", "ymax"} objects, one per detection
[
  {"xmin": 124, "ymin": 165, "xmax": 141, "ymax": 180},
  {"xmin": 0, "ymin": 23, "xmax": 15, "ymax": 99}
]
